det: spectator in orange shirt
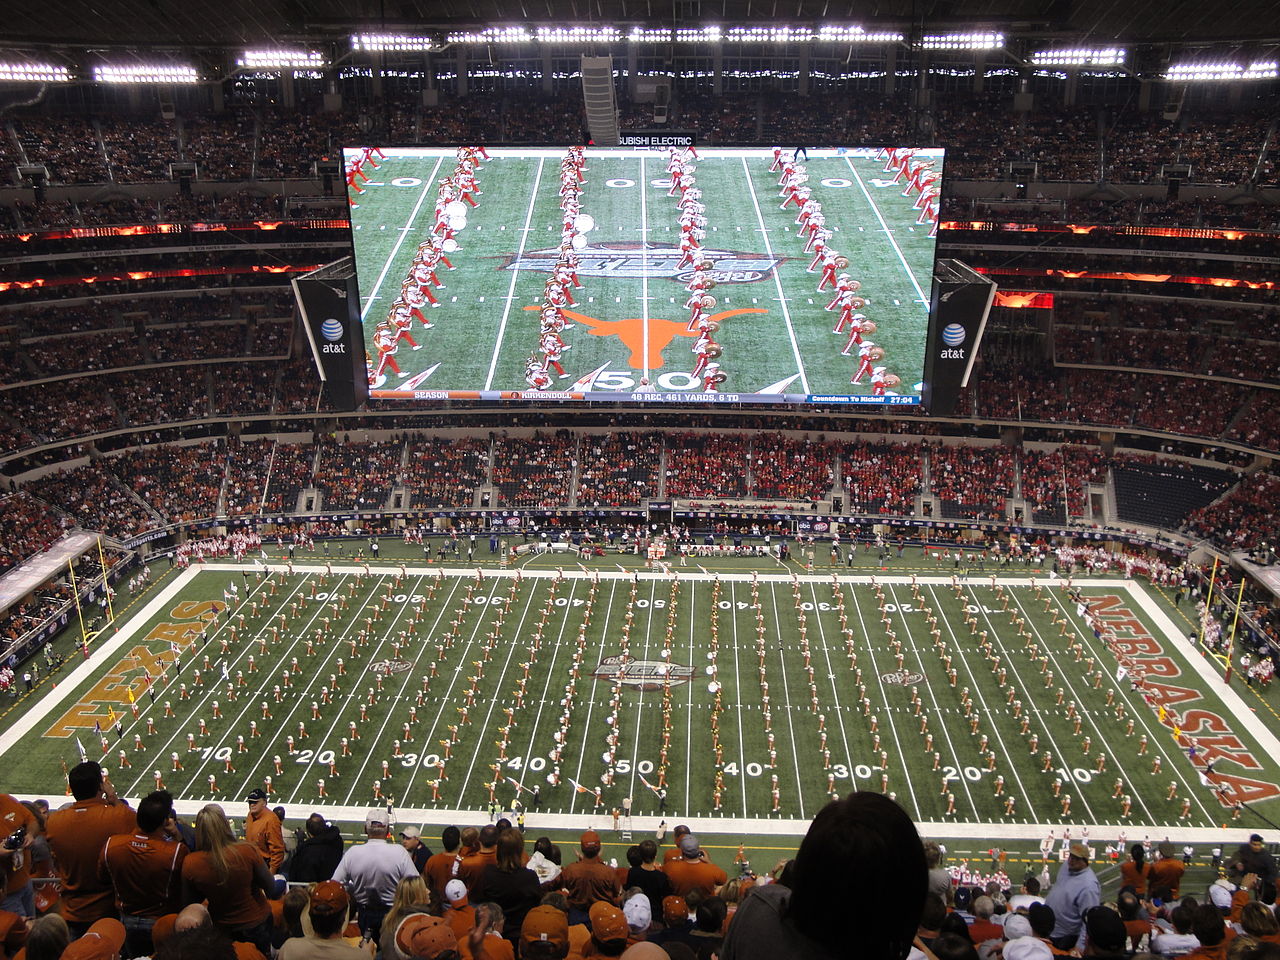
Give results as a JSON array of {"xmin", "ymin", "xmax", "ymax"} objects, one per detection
[
  {"xmin": 559, "ymin": 832, "xmax": 621, "ymax": 926},
  {"xmin": 662, "ymin": 827, "xmax": 691, "ymax": 866},
  {"xmin": 1119, "ymin": 843, "xmax": 1151, "ymax": 898},
  {"xmin": 100, "ymin": 790, "xmax": 187, "ymax": 958},
  {"xmin": 661, "ymin": 835, "xmax": 726, "ymax": 902},
  {"xmin": 44, "ymin": 762, "xmax": 136, "ymax": 937},
  {"xmin": 181, "ymin": 805, "xmax": 275, "ymax": 955},
  {"xmin": 1149, "ymin": 843, "xmax": 1186, "ymax": 902},
  {"xmin": 244, "ymin": 789, "xmax": 285, "ymax": 875},
  {"xmin": 458, "ymin": 825, "xmax": 499, "ymax": 892},
  {"xmin": 424, "ymin": 827, "xmax": 464, "ymax": 902},
  {"xmin": 0, "ymin": 794, "xmax": 38, "ymax": 919}
]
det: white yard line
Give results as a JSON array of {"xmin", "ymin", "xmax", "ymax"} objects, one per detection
[
  {"xmin": 766, "ymin": 582, "xmax": 807, "ymax": 817},
  {"xmin": 484, "ymin": 157, "xmax": 546, "ymax": 391},
  {"xmin": 740, "ymin": 157, "xmax": 810, "ymax": 394},
  {"xmin": 843, "ymin": 156, "xmax": 929, "ymax": 305},
  {"xmin": 807, "ymin": 582, "xmax": 856, "ymax": 798},
  {"xmin": 360, "ymin": 158, "xmax": 445, "ymax": 319}
]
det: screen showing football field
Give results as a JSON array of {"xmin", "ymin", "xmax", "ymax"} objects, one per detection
[{"xmin": 344, "ymin": 145, "xmax": 943, "ymax": 404}]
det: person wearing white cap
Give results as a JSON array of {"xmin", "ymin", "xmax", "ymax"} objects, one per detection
[
  {"xmin": 331, "ymin": 809, "xmax": 420, "ymax": 946},
  {"xmin": 398, "ymin": 825, "xmax": 432, "ymax": 874}
]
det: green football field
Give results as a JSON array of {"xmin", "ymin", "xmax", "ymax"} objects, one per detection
[
  {"xmin": 344, "ymin": 147, "xmax": 937, "ymax": 402},
  {"xmin": 6, "ymin": 554, "xmax": 1278, "ymax": 845}
]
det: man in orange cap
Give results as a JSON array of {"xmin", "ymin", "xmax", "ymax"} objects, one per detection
[
  {"xmin": 585, "ymin": 901, "xmax": 629, "ymax": 956},
  {"xmin": 520, "ymin": 905, "xmax": 569, "ymax": 960},
  {"xmin": 396, "ymin": 913, "xmax": 461, "ymax": 960},
  {"xmin": 59, "ymin": 918, "xmax": 125, "ymax": 960},
  {"xmin": 559, "ymin": 832, "xmax": 620, "ymax": 926},
  {"xmin": 277, "ymin": 881, "xmax": 370, "ymax": 959}
]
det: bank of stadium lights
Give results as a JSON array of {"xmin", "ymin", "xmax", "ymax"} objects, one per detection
[
  {"xmin": 237, "ymin": 50, "xmax": 327, "ymax": 70},
  {"xmin": 1030, "ymin": 47, "xmax": 1125, "ymax": 68},
  {"xmin": 0, "ymin": 62, "xmax": 71, "ymax": 82},
  {"xmin": 537, "ymin": 26, "xmax": 622, "ymax": 42},
  {"xmin": 351, "ymin": 34, "xmax": 437, "ymax": 52},
  {"xmin": 919, "ymin": 32, "xmax": 1004, "ymax": 51},
  {"xmin": 628, "ymin": 27, "xmax": 673, "ymax": 42},
  {"xmin": 724, "ymin": 26, "xmax": 814, "ymax": 42},
  {"xmin": 1164, "ymin": 60, "xmax": 1278, "ymax": 81},
  {"xmin": 93, "ymin": 64, "xmax": 198, "ymax": 84},
  {"xmin": 816, "ymin": 26, "xmax": 905, "ymax": 43},
  {"xmin": 676, "ymin": 26, "xmax": 722, "ymax": 42},
  {"xmin": 445, "ymin": 27, "xmax": 533, "ymax": 43}
]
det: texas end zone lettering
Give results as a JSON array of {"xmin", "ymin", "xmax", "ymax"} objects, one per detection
[
  {"xmin": 1092, "ymin": 595, "xmax": 1280, "ymax": 804},
  {"xmin": 45, "ymin": 600, "xmax": 222, "ymax": 738}
]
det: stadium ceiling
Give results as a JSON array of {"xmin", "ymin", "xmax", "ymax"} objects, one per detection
[
  {"xmin": 9, "ymin": 0, "xmax": 1280, "ymax": 48},
  {"xmin": 7, "ymin": 0, "xmax": 1280, "ymax": 49}
]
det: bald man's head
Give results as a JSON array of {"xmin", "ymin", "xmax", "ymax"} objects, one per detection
[{"xmin": 175, "ymin": 903, "xmax": 212, "ymax": 932}]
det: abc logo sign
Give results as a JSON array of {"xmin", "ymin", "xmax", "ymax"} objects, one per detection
[{"xmin": 941, "ymin": 323, "xmax": 966, "ymax": 347}]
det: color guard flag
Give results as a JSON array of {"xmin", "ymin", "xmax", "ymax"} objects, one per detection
[
  {"xmin": 75, "ymin": 738, "xmax": 88, "ymax": 762},
  {"xmin": 568, "ymin": 778, "xmax": 591, "ymax": 795},
  {"xmin": 638, "ymin": 774, "xmax": 662, "ymax": 796},
  {"xmin": 127, "ymin": 687, "xmax": 135, "ymax": 704}
]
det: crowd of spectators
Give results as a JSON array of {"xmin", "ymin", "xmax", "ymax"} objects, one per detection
[
  {"xmin": 1018, "ymin": 445, "xmax": 1107, "ymax": 523},
  {"xmin": 1186, "ymin": 472, "xmax": 1280, "ymax": 553},
  {"xmin": 491, "ymin": 432, "xmax": 577, "ymax": 509},
  {"xmin": 23, "ymin": 461, "xmax": 158, "ymax": 539},
  {"xmin": 211, "ymin": 362, "xmax": 278, "ymax": 418},
  {"xmin": 23, "ymin": 329, "xmax": 145, "ymax": 377},
  {"xmin": 313, "ymin": 439, "xmax": 403, "ymax": 511},
  {"xmin": 841, "ymin": 439, "xmax": 924, "ymax": 515},
  {"xmin": 262, "ymin": 442, "xmax": 316, "ymax": 514},
  {"xmin": 223, "ymin": 438, "xmax": 275, "ymax": 517},
  {"xmin": 109, "ymin": 441, "xmax": 225, "ymax": 525},
  {"xmin": 664, "ymin": 433, "xmax": 751, "ymax": 500},
  {"xmin": 13, "ymin": 117, "xmax": 109, "ymax": 183},
  {"xmin": 402, "ymin": 437, "xmax": 492, "ymax": 509},
  {"xmin": 146, "ymin": 322, "xmax": 248, "ymax": 364},
  {"xmin": 929, "ymin": 443, "xmax": 1017, "ymax": 520},
  {"xmin": 181, "ymin": 112, "xmax": 258, "ymax": 180},
  {"xmin": 101, "ymin": 120, "xmax": 179, "ymax": 182},
  {"xmin": 0, "ymin": 492, "xmax": 66, "ymax": 575},
  {"xmin": 110, "ymin": 369, "xmax": 211, "ymax": 426},
  {"xmin": 575, "ymin": 432, "xmax": 664, "ymax": 508},
  {"xmin": 748, "ymin": 435, "xmax": 836, "ymax": 502}
]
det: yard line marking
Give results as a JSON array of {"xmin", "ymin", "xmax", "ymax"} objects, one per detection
[
  {"xmin": 886, "ymin": 585, "xmax": 980, "ymax": 819},
  {"xmin": 729, "ymin": 582, "xmax": 749, "ymax": 812},
  {"xmin": 684, "ymin": 580, "xmax": 697, "ymax": 815},
  {"xmin": 844, "ymin": 156, "xmax": 929, "ymax": 305},
  {"xmin": 569, "ymin": 579, "xmax": 618, "ymax": 814},
  {"xmin": 807, "ymin": 582, "xmax": 855, "ymax": 800},
  {"xmin": 925, "ymin": 584, "xmax": 1035, "ymax": 821},
  {"xmin": 968, "ymin": 588, "xmax": 1101, "ymax": 826},
  {"xmin": 516, "ymin": 580, "xmax": 580, "ymax": 804},
  {"xmin": 287, "ymin": 574, "xmax": 433, "ymax": 805},
  {"xmin": 844, "ymin": 582, "xmax": 919, "ymax": 813},
  {"xmin": 741, "ymin": 158, "xmax": 809, "ymax": 394},
  {"xmin": 485, "ymin": 157, "xmax": 545, "ymax": 391},
  {"xmin": 640, "ymin": 156, "xmax": 651, "ymax": 385},
  {"xmin": 766, "ymin": 582, "xmax": 806, "ymax": 817},
  {"xmin": 360, "ymin": 158, "xmax": 444, "ymax": 319}
]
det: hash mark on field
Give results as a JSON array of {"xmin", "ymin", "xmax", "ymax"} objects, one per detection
[
  {"xmin": 893, "ymin": 299, "xmax": 901, "ymax": 306},
  {"xmin": 478, "ymin": 297, "xmax": 485, "ymax": 303}
]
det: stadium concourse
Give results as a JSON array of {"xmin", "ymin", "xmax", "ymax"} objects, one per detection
[{"xmin": 3, "ymin": 47, "xmax": 1280, "ymax": 959}]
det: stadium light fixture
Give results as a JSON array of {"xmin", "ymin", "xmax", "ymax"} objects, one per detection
[
  {"xmin": 628, "ymin": 27, "xmax": 673, "ymax": 42},
  {"xmin": 919, "ymin": 32, "xmax": 1004, "ymax": 51},
  {"xmin": 1030, "ymin": 47, "xmax": 1125, "ymax": 68},
  {"xmin": 536, "ymin": 26, "xmax": 623, "ymax": 43},
  {"xmin": 724, "ymin": 26, "xmax": 814, "ymax": 42},
  {"xmin": 816, "ymin": 25, "xmax": 906, "ymax": 43},
  {"xmin": 445, "ymin": 26, "xmax": 533, "ymax": 43},
  {"xmin": 0, "ymin": 61, "xmax": 72, "ymax": 82},
  {"xmin": 93, "ymin": 64, "xmax": 199, "ymax": 84},
  {"xmin": 1164, "ymin": 60, "xmax": 1278, "ymax": 81},
  {"xmin": 351, "ymin": 34, "xmax": 438, "ymax": 52},
  {"xmin": 675, "ymin": 25, "xmax": 723, "ymax": 42},
  {"xmin": 237, "ymin": 50, "xmax": 328, "ymax": 70}
]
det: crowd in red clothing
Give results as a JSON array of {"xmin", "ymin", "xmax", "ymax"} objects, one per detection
[
  {"xmin": 841, "ymin": 439, "xmax": 923, "ymax": 516},
  {"xmin": 574, "ymin": 433, "xmax": 663, "ymax": 508},
  {"xmin": 929, "ymin": 443, "xmax": 1017, "ymax": 520},
  {"xmin": 313, "ymin": 439, "xmax": 403, "ymax": 512},
  {"xmin": 1186, "ymin": 472, "xmax": 1280, "ymax": 553},
  {"xmin": 402, "ymin": 437, "xmax": 492, "ymax": 509},
  {"xmin": 491, "ymin": 432, "xmax": 577, "ymax": 509},
  {"xmin": 0, "ymin": 493, "xmax": 66, "ymax": 575}
]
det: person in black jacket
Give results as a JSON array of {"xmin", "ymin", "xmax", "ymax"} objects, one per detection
[{"xmin": 287, "ymin": 814, "xmax": 345, "ymax": 883}]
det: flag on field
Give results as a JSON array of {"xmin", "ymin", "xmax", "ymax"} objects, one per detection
[
  {"xmin": 1173, "ymin": 725, "xmax": 1182, "ymax": 741},
  {"xmin": 638, "ymin": 774, "xmax": 662, "ymax": 796},
  {"xmin": 106, "ymin": 707, "xmax": 116, "ymax": 726},
  {"xmin": 170, "ymin": 642, "xmax": 181, "ymax": 656},
  {"xmin": 507, "ymin": 776, "xmax": 526, "ymax": 795},
  {"xmin": 75, "ymin": 737, "xmax": 88, "ymax": 762},
  {"xmin": 127, "ymin": 687, "xmax": 135, "ymax": 704},
  {"xmin": 568, "ymin": 778, "xmax": 591, "ymax": 795},
  {"xmin": 1158, "ymin": 705, "xmax": 1167, "ymax": 723},
  {"xmin": 221, "ymin": 662, "xmax": 230, "ymax": 681}
]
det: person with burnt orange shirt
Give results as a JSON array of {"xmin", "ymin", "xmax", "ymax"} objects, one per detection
[
  {"xmin": 181, "ymin": 804, "xmax": 275, "ymax": 955},
  {"xmin": 0, "ymin": 794, "xmax": 38, "ymax": 919},
  {"xmin": 100, "ymin": 790, "xmax": 187, "ymax": 958},
  {"xmin": 43, "ymin": 762, "xmax": 135, "ymax": 937}
]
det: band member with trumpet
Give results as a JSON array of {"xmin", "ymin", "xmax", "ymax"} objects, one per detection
[{"xmin": 851, "ymin": 340, "xmax": 884, "ymax": 385}]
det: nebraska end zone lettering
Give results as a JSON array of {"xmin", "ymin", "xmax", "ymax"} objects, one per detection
[{"xmin": 1091, "ymin": 594, "xmax": 1280, "ymax": 805}]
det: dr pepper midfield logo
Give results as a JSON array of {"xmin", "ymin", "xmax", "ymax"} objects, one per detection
[
  {"xmin": 593, "ymin": 655, "xmax": 696, "ymax": 691},
  {"xmin": 502, "ymin": 243, "xmax": 781, "ymax": 284}
]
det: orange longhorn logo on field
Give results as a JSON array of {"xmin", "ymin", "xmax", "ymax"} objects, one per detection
[{"xmin": 524, "ymin": 306, "xmax": 767, "ymax": 369}]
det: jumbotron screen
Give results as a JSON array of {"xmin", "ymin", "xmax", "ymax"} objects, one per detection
[{"xmin": 343, "ymin": 144, "xmax": 943, "ymax": 404}]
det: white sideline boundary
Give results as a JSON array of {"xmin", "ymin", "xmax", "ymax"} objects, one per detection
[{"xmin": 5, "ymin": 566, "xmax": 1276, "ymax": 843}]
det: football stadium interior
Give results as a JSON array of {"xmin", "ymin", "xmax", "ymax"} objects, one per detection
[{"xmin": 1, "ymin": 2, "xmax": 1280, "ymax": 956}]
